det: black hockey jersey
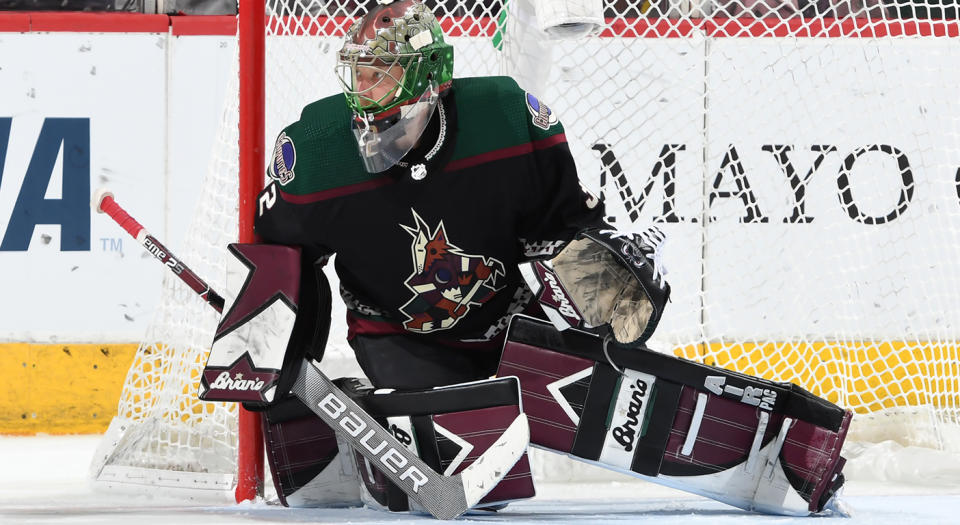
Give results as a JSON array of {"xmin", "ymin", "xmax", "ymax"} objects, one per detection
[{"xmin": 255, "ymin": 76, "xmax": 604, "ymax": 352}]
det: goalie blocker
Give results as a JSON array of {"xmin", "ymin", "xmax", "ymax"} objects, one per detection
[{"xmin": 498, "ymin": 315, "xmax": 851, "ymax": 516}]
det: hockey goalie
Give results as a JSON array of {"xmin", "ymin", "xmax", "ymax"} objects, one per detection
[{"xmin": 199, "ymin": 0, "xmax": 851, "ymax": 517}]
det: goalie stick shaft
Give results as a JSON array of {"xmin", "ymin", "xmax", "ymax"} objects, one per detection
[{"xmin": 93, "ymin": 189, "xmax": 528, "ymax": 520}]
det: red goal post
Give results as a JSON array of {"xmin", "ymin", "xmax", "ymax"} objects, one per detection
[{"xmin": 236, "ymin": 0, "xmax": 266, "ymax": 503}]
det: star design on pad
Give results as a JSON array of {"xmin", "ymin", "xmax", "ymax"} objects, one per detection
[{"xmin": 214, "ymin": 244, "xmax": 300, "ymax": 342}]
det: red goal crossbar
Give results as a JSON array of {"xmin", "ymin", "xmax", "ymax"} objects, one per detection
[{"xmin": 3, "ymin": 13, "xmax": 959, "ymax": 38}]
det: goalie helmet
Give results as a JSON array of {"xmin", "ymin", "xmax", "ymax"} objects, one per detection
[{"xmin": 336, "ymin": 0, "xmax": 455, "ymax": 173}]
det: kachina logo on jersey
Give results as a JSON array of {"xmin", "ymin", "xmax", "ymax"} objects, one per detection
[
  {"xmin": 0, "ymin": 117, "xmax": 90, "ymax": 251},
  {"xmin": 526, "ymin": 93, "xmax": 558, "ymax": 130},
  {"xmin": 269, "ymin": 131, "xmax": 296, "ymax": 185},
  {"xmin": 399, "ymin": 209, "xmax": 505, "ymax": 333}
]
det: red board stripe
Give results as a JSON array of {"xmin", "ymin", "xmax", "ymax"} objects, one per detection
[
  {"xmin": 171, "ymin": 15, "xmax": 237, "ymax": 36},
  {"xmin": 1, "ymin": 13, "xmax": 959, "ymax": 39},
  {"xmin": 603, "ymin": 16, "xmax": 960, "ymax": 38},
  {"xmin": 441, "ymin": 16, "xmax": 499, "ymax": 37},
  {"xmin": 263, "ymin": 15, "xmax": 498, "ymax": 37},
  {"xmin": 30, "ymin": 13, "xmax": 169, "ymax": 33},
  {"xmin": 0, "ymin": 13, "xmax": 30, "ymax": 33}
]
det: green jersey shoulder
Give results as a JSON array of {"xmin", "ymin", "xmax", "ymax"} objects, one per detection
[
  {"xmin": 266, "ymin": 93, "xmax": 372, "ymax": 196},
  {"xmin": 450, "ymin": 76, "xmax": 565, "ymax": 164},
  {"xmin": 266, "ymin": 76, "xmax": 566, "ymax": 195}
]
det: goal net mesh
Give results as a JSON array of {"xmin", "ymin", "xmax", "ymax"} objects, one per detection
[{"xmin": 91, "ymin": 0, "xmax": 960, "ymax": 496}]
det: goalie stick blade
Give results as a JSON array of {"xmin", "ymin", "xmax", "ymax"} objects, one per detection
[{"xmin": 292, "ymin": 359, "xmax": 528, "ymax": 520}]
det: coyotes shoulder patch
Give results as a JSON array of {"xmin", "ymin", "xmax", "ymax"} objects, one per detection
[
  {"xmin": 269, "ymin": 131, "xmax": 297, "ymax": 185},
  {"xmin": 525, "ymin": 93, "xmax": 558, "ymax": 130}
]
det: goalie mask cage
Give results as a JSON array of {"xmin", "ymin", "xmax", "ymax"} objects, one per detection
[{"xmin": 90, "ymin": 0, "xmax": 960, "ymax": 502}]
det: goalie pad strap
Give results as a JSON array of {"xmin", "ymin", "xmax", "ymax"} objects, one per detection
[
  {"xmin": 564, "ymin": 361, "xmax": 683, "ymax": 477},
  {"xmin": 411, "ymin": 415, "xmax": 443, "ymax": 477},
  {"xmin": 569, "ymin": 363, "xmax": 618, "ymax": 460},
  {"xmin": 631, "ymin": 381, "xmax": 683, "ymax": 475}
]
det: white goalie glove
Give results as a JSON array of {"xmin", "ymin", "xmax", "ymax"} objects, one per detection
[{"xmin": 520, "ymin": 226, "xmax": 670, "ymax": 346}]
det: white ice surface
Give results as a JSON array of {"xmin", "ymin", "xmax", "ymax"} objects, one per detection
[{"xmin": 2, "ymin": 434, "xmax": 960, "ymax": 524}]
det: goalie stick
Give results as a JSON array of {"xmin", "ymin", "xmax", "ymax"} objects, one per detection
[
  {"xmin": 93, "ymin": 189, "xmax": 529, "ymax": 520},
  {"xmin": 94, "ymin": 189, "xmax": 225, "ymax": 314}
]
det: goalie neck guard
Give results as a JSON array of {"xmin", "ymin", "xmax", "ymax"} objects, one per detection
[{"xmin": 336, "ymin": 0, "xmax": 454, "ymax": 173}]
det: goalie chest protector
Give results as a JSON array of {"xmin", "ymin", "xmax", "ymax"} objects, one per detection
[{"xmin": 254, "ymin": 76, "xmax": 604, "ymax": 346}]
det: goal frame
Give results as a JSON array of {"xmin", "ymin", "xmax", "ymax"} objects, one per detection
[{"xmin": 229, "ymin": 2, "xmax": 960, "ymax": 502}]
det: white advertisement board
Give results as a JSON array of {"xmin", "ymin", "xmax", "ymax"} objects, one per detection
[
  {"xmin": 0, "ymin": 32, "xmax": 232, "ymax": 342},
  {"xmin": 703, "ymin": 38, "xmax": 960, "ymax": 340}
]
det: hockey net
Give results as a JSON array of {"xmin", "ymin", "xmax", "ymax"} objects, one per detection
[{"xmin": 91, "ymin": 0, "xmax": 960, "ymax": 501}]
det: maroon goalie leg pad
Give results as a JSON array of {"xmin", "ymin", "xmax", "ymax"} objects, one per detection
[
  {"xmin": 661, "ymin": 384, "xmax": 851, "ymax": 512},
  {"xmin": 262, "ymin": 393, "xmax": 361, "ymax": 507},
  {"xmin": 780, "ymin": 416, "xmax": 850, "ymax": 510},
  {"xmin": 497, "ymin": 315, "xmax": 851, "ymax": 515},
  {"xmin": 434, "ymin": 405, "xmax": 534, "ymax": 506},
  {"xmin": 342, "ymin": 377, "xmax": 535, "ymax": 512}
]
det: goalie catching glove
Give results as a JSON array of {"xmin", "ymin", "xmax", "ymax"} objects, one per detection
[{"xmin": 521, "ymin": 226, "xmax": 670, "ymax": 346}]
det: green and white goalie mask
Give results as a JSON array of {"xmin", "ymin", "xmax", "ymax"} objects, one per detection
[{"xmin": 336, "ymin": 0, "xmax": 454, "ymax": 173}]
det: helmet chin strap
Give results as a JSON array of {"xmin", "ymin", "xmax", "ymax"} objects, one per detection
[{"xmin": 356, "ymin": 113, "xmax": 373, "ymax": 152}]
